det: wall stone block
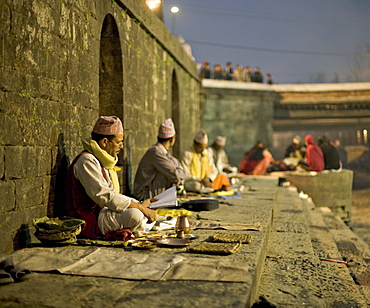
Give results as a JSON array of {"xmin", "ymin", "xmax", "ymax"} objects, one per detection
[
  {"xmin": 43, "ymin": 175, "xmax": 53, "ymax": 206},
  {"xmin": 0, "ymin": 146, "xmax": 4, "ymax": 178},
  {"xmin": 15, "ymin": 177, "xmax": 44, "ymax": 209},
  {"xmin": 5, "ymin": 146, "xmax": 50, "ymax": 179},
  {"xmin": 0, "ymin": 180, "xmax": 16, "ymax": 212},
  {"xmin": 0, "ymin": 204, "xmax": 48, "ymax": 255}
]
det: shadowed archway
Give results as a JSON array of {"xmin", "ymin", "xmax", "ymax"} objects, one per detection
[
  {"xmin": 171, "ymin": 69, "xmax": 180, "ymax": 158},
  {"xmin": 99, "ymin": 14, "xmax": 128, "ymax": 193}
]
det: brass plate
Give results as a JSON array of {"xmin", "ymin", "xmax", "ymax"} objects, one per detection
[{"xmin": 157, "ymin": 238, "xmax": 190, "ymax": 247}]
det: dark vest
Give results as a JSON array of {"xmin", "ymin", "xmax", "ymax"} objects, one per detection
[{"xmin": 65, "ymin": 152, "xmax": 108, "ymax": 239}]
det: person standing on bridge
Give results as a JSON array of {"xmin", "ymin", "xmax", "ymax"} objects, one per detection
[
  {"xmin": 243, "ymin": 66, "xmax": 252, "ymax": 82},
  {"xmin": 251, "ymin": 67, "xmax": 263, "ymax": 83},
  {"xmin": 233, "ymin": 65, "xmax": 244, "ymax": 82},
  {"xmin": 225, "ymin": 62, "xmax": 234, "ymax": 80},
  {"xmin": 199, "ymin": 61, "xmax": 211, "ymax": 79}
]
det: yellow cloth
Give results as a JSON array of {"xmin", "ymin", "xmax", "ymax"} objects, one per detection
[
  {"xmin": 294, "ymin": 149, "xmax": 303, "ymax": 159},
  {"xmin": 190, "ymin": 149, "xmax": 210, "ymax": 179},
  {"xmin": 208, "ymin": 189, "xmax": 235, "ymax": 196},
  {"xmin": 155, "ymin": 209, "xmax": 192, "ymax": 217},
  {"xmin": 82, "ymin": 138, "xmax": 120, "ymax": 193}
]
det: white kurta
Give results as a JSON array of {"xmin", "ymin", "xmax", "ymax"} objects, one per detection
[{"xmin": 73, "ymin": 153, "xmax": 142, "ymax": 234}]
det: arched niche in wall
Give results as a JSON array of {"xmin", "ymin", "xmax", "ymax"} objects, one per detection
[
  {"xmin": 99, "ymin": 14, "xmax": 123, "ymax": 118},
  {"xmin": 171, "ymin": 69, "xmax": 180, "ymax": 158},
  {"xmin": 99, "ymin": 14, "xmax": 128, "ymax": 193}
]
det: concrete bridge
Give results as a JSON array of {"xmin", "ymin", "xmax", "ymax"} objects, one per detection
[{"xmin": 202, "ymin": 80, "xmax": 370, "ymax": 163}]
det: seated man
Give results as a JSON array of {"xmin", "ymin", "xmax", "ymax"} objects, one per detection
[
  {"xmin": 318, "ymin": 135, "xmax": 340, "ymax": 170},
  {"xmin": 208, "ymin": 136, "xmax": 237, "ymax": 174},
  {"xmin": 181, "ymin": 129, "xmax": 230, "ymax": 193},
  {"xmin": 134, "ymin": 118, "xmax": 186, "ymax": 200},
  {"xmin": 66, "ymin": 116, "xmax": 156, "ymax": 239},
  {"xmin": 283, "ymin": 135, "xmax": 306, "ymax": 170}
]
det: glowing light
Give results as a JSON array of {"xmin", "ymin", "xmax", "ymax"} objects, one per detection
[
  {"xmin": 146, "ymin": 0, "xmax": 161, "ymax": 10},
  {"xmin": 357, "ymin": 130, "xmax": 361, "ymax": 144},
  {"xmin": 171, "ymin": 6, "xmax": 179, "ymax": 13},
  {"xmin": 363, "ymin": 129, "xmax": 368, "ymax": 144}
]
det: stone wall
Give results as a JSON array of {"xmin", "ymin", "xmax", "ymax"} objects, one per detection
[
  {"xmin": 202, "ymin": 79, "xmax": 276, "ymax": 167},
  {"xmin": 0, "ymin": 0, "xmax": 200, "ymax": 254}
]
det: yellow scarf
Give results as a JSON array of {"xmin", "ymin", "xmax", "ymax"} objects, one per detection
[
  {"xmin": 294, "ymin": 149, "xmax": 303, "ymax": 159},
  {"xmin": 190, "ymin": 149, "xmax": 210, "ymax": 179},
  {"xmin": 82, "ymin": 138, "xmax": 120, "ymax": 193}
]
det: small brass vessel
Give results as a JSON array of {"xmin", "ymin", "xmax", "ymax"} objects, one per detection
[{"xmin": 175, "ymin": 215, "xmax": 190, "ymax": 234}]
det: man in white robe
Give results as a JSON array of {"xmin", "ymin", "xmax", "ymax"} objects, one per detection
[{"xmin": 66, "ymin": 116, "xmax": 156, "ymax": 239}]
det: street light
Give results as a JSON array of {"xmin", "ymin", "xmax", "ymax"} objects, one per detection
[
  {"xmin": 145, "ymin": 0, "xmax": 161, "ymax": 10},
  {"xmin": 145, "ymin": 0, "xmax": 163, "ymax": 20},
  {"xmin": 170, "ymin": 6, "xmax": 179, "ymax": 35}
]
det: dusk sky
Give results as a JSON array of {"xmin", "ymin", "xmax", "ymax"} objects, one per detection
[{"xmin": 161, "ymin": 0, "xmax": 370, "ymax": 84}]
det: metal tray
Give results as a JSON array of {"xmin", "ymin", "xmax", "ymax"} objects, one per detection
[{"xmin": 156, "ymin": 238, "xmax": 190, "ymax": 247}]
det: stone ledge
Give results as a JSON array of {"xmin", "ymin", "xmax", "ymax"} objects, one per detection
[{"xmin": 284, "ymin": 169, "xmax": 353, "ymax": 221}]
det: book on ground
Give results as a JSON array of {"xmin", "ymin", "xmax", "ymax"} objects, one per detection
[{"xmin": 149, "ymin": 186, "xmax": 178, "ymax": 209}]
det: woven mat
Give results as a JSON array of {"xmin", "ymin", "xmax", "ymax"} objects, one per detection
[
  {"xmin": 187, "ymin": 242, "xmax": 242, "ymax": 255},
  {"xmin": 208, "ymin": 232, "xmax": 252, "ymax": 243}
]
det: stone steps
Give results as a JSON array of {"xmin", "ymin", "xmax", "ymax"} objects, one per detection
[
  {"xmin": 255, "ymin": 185, "xmax": 370, "ymax": 307},
  {"xmin": 320, "ymin": 207, "xmax": 370, "ymax": 304}
]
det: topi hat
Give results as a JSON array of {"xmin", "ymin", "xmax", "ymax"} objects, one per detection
[
  {"xmin": 92, "ymin": 116, "xmax": 123, "ymax": 135},
  {"xmin": 194, "ymin": 129, "xmax": 208, "ymax": 145},
  {"xmin": 158, "ymin": 118, "xmax": 176, "ymax": 139},
  {"xmin": 215, "ymin": 136, "xmax": 226, "ymax": 146},
  {"xmin": 293, "ymin": 135, "xmax": 301, "ymax": 144}
]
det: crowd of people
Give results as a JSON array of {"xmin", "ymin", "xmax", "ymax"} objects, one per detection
[
  {"xmin": 65, "ymin": 116, "xmax": 238, "ymax": 240},
  {"xmin": 239, "ymin": 134, "xmax": 344, "ymax": 175},
  {"xmin": 65, "ymin": 115, "xmax": 344, "ymax": 240},
  {"xmin": 199, "ymin": 61, "xmax": 274, "ymax": 84}
]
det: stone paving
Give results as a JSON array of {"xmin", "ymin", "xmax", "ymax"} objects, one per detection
[{"xmin": 0, "ymin": 175, "xmax": 369, "ymax": 308}]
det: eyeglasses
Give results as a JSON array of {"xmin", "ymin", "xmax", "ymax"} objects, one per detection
[{"xmin": 109, "ymin": 139, "xmax": 124, "ymax": 147}]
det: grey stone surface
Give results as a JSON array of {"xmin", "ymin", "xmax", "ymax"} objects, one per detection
[
  {"xmin": 0, "ymin": 176, "xmax": 369, "ymax": 307},
  {"xmin": 0, "ymin": 177, "xmax": 275, "ymax": 307},
  {"xmin": 256, "ymin": 181, "xmax": 369, "ymax": 307}
]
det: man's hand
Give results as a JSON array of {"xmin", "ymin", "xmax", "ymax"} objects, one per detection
[
  {"xmin": 201, "ymin": 178, "xmax": 213, "ymax": 188},
  {"xmin": 140, "ymin": 198, "xmax": 158, "ymax": 208},
  {"xmin": 129, "ymin": 199, "xmax": 158, "ymax": 223}
]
